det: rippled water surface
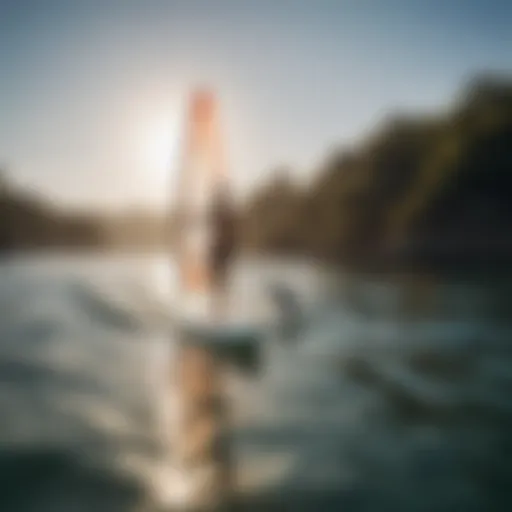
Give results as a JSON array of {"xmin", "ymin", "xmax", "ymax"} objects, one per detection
[{"xmin": 0, "ymin": 253, "xmax": 511, "ymax": 511}]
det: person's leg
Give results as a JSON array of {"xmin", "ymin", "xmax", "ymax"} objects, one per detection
[{"xmin": 211, "ymin": 261, "xmax": 230, "ymax": 322}]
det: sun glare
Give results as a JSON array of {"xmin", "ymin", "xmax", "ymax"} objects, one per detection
[
  {"xmin": 134, "ymin": 106, "xmax": 184, "ymax": 207},
  {"xmin": 145, "ymin": 115, "xmax": 181, "ymax": 182}
]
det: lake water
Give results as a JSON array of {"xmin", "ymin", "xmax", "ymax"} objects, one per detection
[{"xmin": 0, "ymin": 253, "xmax": 511, "ymax": 511}]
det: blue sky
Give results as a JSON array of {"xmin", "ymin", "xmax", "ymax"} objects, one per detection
[{"xmin": 0, "ymin": 0, "xmax": 510, "ymax": 211}]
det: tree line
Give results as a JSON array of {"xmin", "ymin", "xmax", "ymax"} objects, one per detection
[
  {"xmin": 238, "ymin": 74, "xmax": 512, "ymax": 271},
  {"xmin": 1, "ymin": 73, "xmax": 511, "ymax": 271}
]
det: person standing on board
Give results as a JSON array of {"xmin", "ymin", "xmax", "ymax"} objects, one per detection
[{"xmin": 209, "ymin": 181, "xmax": 237, "ymax": 319}]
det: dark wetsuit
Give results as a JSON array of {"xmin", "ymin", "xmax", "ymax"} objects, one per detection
[{"xmin": 210, "ymin": 194, "xmax": 236, "ymax": 290}]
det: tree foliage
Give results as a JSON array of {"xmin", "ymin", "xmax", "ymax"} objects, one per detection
[{"xmin": 240, "ymin": 75, "xmax": 512, "ymax": 269}]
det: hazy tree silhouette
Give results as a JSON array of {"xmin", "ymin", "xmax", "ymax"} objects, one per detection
[{"xmin": 241, "ymin": 74, "xmax": 512, "ymax": 271}]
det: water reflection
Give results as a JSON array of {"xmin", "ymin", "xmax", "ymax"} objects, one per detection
[{"xmin": 0, "ymin": 256, "xmax": 511, "ymax": 511}]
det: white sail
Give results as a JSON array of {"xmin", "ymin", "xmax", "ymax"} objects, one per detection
[{"xmin": 174, "ymin": 88, "xmax": 227, "ymax": 323}]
